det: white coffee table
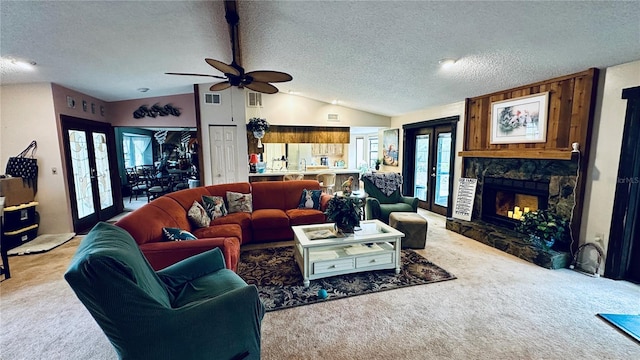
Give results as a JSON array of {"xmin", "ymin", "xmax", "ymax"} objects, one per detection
[{"xmin": 292, "ymin": 220, "xmax": 404, "ymax": 287}]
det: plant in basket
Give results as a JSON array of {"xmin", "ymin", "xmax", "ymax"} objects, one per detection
[
  {"xmin": 516, "ymin": 209, "xmax": 570, "ymax": 251},
  {"xmin": 324, "ymin": 195, "xmax": 361, "ymax": 234}
]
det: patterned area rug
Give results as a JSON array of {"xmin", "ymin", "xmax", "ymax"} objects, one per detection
[{"xmin": 237, "ymin": 246, "xmax": 456, "ymax": 311}]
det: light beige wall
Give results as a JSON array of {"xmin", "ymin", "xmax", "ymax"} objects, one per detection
[
  {"xmin": 582, "ymin": 60, "xmax": 640, "ymax": 254},
  {"xmin": 109, "ymin": 93, "xmax": 196, "ymax": 127},
  {"xmin": 197, "ymin": 86, "xmax": 248, "ymax": 185},
  {"xmin": 248, "ymin": 92, "xmax": 391, "ymax": 127},
  {"xmin": 389, "ymin": 102, "xmax": 466, "ymax": 198},
  {"xmin": 0, "ymin": 83, "xmax": 72, "ymax": 234}
]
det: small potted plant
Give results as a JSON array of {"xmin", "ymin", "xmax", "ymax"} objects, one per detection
[
  {"xmin": 516, "ymin": 209, "xmax": 570, "ymax": 250},
  {"xmin": 324, "ymin": 194, "xmax": 361, "ymax": 234},
  {"xmin": 247, "ymin": 117, "xmax": 270, "ymax": 148},
  {"xmin": 375, "ymin": 159, "xmax": 382, "ymax": 170}
]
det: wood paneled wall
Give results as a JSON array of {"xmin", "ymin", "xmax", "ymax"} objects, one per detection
[
  {"xmin": 248, "ymin": 126, "xmax": 350, "ymax": 154},
  {"xmin": 460, "ymin": 68, "xmax": 598, "ymax": 160}
]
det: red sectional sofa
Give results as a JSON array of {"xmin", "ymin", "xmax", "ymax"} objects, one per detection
[{"xmin": 115, "ymin": 180, "xmax": 330, "ymax": 272}]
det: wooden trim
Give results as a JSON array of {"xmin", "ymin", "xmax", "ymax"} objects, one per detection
[{"xmin": 458, "ymin": 149, "xmax": 574, "ymax": 160}]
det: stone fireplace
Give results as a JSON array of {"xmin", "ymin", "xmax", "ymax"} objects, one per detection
[
  {"xmin": 446, "ymin": 157, "xmax": 578, "ymax": 269},
  {"xmin": 481, "ymin": 176, "xmax": 550, "ymax": 228}
]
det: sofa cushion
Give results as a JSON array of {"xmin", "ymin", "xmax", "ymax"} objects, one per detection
[
  {"xmin": 165, "ymin": 187, "xmax": 211, "ymax": 212},
  {"xmin": 286, "ymin": 208, "xmax": 326, "ymax": 226},
  {"xmin": 187, "ymin": 201, "xmax": 211, "ymax": 228},
  {"xmin": 162, "ymin": 227, "xmax": 197, "ymax": 241},
  {"xmin": 226, "ymin": 191, "xmax": 253, "ymax": 213},
  {"xmin": 251, "ymin": 180, "xmax": 321, "ymax": 211},
  {"xmin": 251, "ymin": 209, "xmax": 289, "ymax": 230},
  {"xmin": 202, "ymin": 195, "xmax": 227, "ymax": 220},
  {"xmin": 298, "ymin": 189, "xmax": 322, "ymax": 210},
  {"xmin": 115, "ymin": 198, "xmax": 185, "ymax": 245},
  {"xmin": 210, "ymin": 212, "xmax": 253, "ymax": 244}
]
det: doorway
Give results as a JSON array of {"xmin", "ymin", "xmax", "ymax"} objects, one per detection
[
  {"xmin": 209, "ymin": 125, "xmax": 238, "ymax": 184},
  {"xmin": 61, "ymin": 115, "xmax": 119, "ymax": 233},
  {"xmin": 605, "ymin": 86, "xmax": 640, "ymax": 283},
  {"xmin": 403, "ymin": 116, "xmax": 458, "ymax": 216}
]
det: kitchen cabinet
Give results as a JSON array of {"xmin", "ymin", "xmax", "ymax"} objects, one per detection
[{"xmin": 312, "ymin": 144, "xmax": 343, "ymax": 156}]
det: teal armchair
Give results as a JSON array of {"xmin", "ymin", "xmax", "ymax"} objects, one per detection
[
  {"xmin": 362, "ymin": 172, "xmax": 418, "ymax": 224},
  {"xmin": 64, "ymin": 222, "xmax": 264, "ymax": 360}
]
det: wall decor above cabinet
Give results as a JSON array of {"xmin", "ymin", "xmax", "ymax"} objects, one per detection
[{"xmin": 133, "ymin": 104, "xmax": 181, "ymax": 119}]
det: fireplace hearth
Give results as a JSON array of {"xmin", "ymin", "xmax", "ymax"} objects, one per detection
[{"xmin": 446, "ymin": 157, "xmax": 577, "ymax": 269}]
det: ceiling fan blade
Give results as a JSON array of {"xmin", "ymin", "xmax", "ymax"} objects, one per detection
[
  {"xmin": 210, "ymin": 81, "xmax": 231, "ymax": 91},
  {"xmin": 165, "ymin": 72, "xmax": 226, "ymax": 79},
  {"xmin": 245, "ymin": 81, "xmax": 279, "ymax": 94},
  {"xmin": 205, "ymin": 58, "xmax": 240, "ymax": 76},
  {"xmin": 246, "ymin": 70, "xmax": 293, "ymax": 83}
]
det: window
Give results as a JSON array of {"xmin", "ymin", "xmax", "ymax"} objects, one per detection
[
  {"xmin": 355, "ymin": 137, "xmax": 365, "ymax": 169},
  {"xmin": 122, "ymin": 133, "xmax": 152, "ymax": 168},
  {"xmin": 369, "ymin": 137, "xmax": 378, "ymax": 168}
]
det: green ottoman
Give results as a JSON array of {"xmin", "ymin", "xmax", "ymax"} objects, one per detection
[{"xmin": 389, "ymin": 212, "xmax": 427, "ymax": 249}]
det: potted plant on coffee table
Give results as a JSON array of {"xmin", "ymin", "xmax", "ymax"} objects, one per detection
[
  {"xmin": 516, "ymin": 209, "xmax": 570, "ymax": 251},
  {"xmin": 324, "ymin": 194, "xmax": 361, "ymax": 234}
]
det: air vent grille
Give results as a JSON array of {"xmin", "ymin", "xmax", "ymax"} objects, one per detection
[
  {"xmin": 327, "ymin": 114, "xmax": 339, "ymax": 122},
  {"xmin": 204, "ymin": 93, "xmax": 221, "ymax": 105},
  {"xmin": 247, "ymin": 92, "xmax": 262, "ymax": 108}
]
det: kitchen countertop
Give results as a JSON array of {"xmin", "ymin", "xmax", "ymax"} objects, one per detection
[{"xmin": 248, "ymin": 168, "xmax": 359, "ymax": 177}]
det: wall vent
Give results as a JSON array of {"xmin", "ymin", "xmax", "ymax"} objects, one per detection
[
  {"xmin": 204, "ymin": 93, "xmax": 221, "ymax": 105},
  {"xmin": 327, "ymin": 113, "xmax": 340, "ymax": 122},
  {"xmin": 247, "ymin": 92, "xmax": 263, "ymax": 108}
]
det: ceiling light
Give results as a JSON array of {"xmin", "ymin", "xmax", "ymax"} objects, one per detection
[
  {"xmin": 1, "ymin": 56, "xmax": 37, "ymax": 71},
  {"xmin": 137, "ymin": 88, "xmax": 150, "ymax": 93},
  {"xmin": 438, "ymin": 58, "xmax": 457, "ymax": 69},
  {"xmin": 331, "ymin": 99, "xmax": 338, "ymax": 105}
]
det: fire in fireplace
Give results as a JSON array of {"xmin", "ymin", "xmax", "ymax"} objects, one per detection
[{"xmin": 482, "ymin": 177, "xmax": 549, "ymax": 228}]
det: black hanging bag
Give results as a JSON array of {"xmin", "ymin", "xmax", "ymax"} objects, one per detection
[{"xmin": 5, "ymin": 140, "xmax": 38, "ymax": 193}]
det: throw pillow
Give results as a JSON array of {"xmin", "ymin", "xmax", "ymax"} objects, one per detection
[
  {"xmin": 298, "ymin": 189, "xmax": 322, "ymax": 210},
  {"xmin": 162, "ymin": 227, "xmax": 197, "ymax": 241},
  {"xmin": 202, "ymin": 195, "xmax": 228, "ymax": 220},
  {"xmin": 226, "ymin": 191, "xmax": 253, "ymax": 213},
  {"xmin": 187, "ymin": 201, "xmax": 211, "ymax": 228}
]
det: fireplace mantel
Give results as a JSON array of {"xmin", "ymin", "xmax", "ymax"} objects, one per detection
[{"xmin": 458, "ymin": 149, "xmax": 575, "ymax": 160}]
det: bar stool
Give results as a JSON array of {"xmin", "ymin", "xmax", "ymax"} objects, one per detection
[
  {"xmin": 316, "ymin": 173, "xmax": 336, "ymax": 194},
  {"xmin": 283, "ymin": 173, "xmax": 304, "ymax": 181}
]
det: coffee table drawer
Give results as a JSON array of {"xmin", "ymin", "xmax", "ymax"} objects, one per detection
[
  {"xmin": 313, "ymin": 258, "xmax": 354, "ymax": 274},
  {"xmin": 355, "ymin": 253, "xmax": 393, "ymax": 269}
]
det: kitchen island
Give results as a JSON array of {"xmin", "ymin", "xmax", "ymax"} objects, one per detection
[{"xmin": 248, "ymin": 169, "xmax": 361, "ymax": 191}]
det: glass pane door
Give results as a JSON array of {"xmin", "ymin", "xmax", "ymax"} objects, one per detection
[
  {"xmin": 414, "ymin": 134, "xmax": 430, "ymax": 202},
  {"xmin": 68, "ymin": 130, "xmax": 95, "ymax": 219},
  {"xmin": 93, "ymin": 132, "xmax": 114, "ymax": 210},
  {"xmin": 434, "ymin": 132, "xmax": 452, "ymax": 207}
]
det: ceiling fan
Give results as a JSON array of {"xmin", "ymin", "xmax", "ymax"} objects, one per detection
[{"xmin": 166, "ymin": 1, "xmax": 292, "ymax": 94}]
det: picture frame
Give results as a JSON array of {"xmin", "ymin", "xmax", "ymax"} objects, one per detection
[
  {"xmin": 382, "ymin": 128, "xmax": 399, "ymax": 166},
  {"xmin": 490, "ymin": 92, "xmax": 549, "ymax": 144}
]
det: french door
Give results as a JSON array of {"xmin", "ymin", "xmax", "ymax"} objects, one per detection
[
  {"xmin": 61, "ymin": 116, "xmax": 118, "ymax": 233},
  {"xmin": 403, "ymin": 117, "xmax": 458, "ymax": 216}
]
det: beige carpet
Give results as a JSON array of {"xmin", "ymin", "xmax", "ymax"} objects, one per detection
[{"xmin": 1, "ymin": 211, "xmax": 639, "ymax": 359}]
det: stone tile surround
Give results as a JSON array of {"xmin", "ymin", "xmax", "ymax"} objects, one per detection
[{"xmin": 446, "ymin": 157, "xmax": 577, "ymax": 269}]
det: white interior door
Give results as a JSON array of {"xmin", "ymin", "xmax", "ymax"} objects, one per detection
[{"xmin": 209, "ymin": 125, "xmax": 238, "ymax": 184}]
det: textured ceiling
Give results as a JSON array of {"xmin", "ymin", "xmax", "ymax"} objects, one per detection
[{"xmin": 1, "ymin": 1, "xmax": 639, "ymax": 117}]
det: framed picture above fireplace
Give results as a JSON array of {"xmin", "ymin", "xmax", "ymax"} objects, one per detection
[{"xmin": 490, "ymin": 92, "xmax": 549, "ymax": 144}]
